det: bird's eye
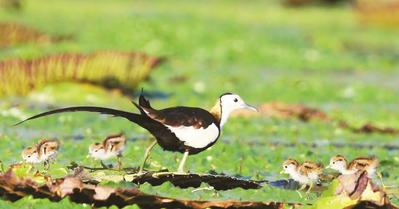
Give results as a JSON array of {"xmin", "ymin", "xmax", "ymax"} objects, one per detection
[
  {"xmin": 234, "ymin": 98, "xmax": 238, "ymax": 102},
  {"xmin": 284, "ymin": 166, "xmax": 287, "ymax": 169},
  {"xmin": 333, "ymin": 162, "xmax": 335, "ymax": 164},
  {"xmin": 95, "ymin": 150, "xmax": 98, "ymax": 152},
  {"xmin": 27, "ymin": 155, "xmax": 31, "ymax": 158}
]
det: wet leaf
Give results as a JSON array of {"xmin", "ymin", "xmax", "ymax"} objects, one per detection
[
  {"xmin": 130, "ymin": 171, "xmax": 264, "ymax": 191},
  {"xmin": 68, "ymin": 164, "xmax": 266, "ymax": 191},
  {"xmin": 0, "ymin": 170, "xmax": 288, "ymax": 209}
]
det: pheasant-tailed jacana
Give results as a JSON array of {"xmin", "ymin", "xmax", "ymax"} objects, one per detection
[{"xmin": 16, "ymin": 92, "xmax": 256, "ymax": 173}]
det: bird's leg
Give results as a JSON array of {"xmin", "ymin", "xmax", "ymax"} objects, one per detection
[
  {"xmin": 177, "ymin": 151, "xmax": 189, "ymax": 173},
  {"xmin": 306, "ymin": 182, "xmax": 313, "ymax": 194},
  {"xmin": 44, "ymin": 160, "xmax": 50, "ymax": 170},
  {"xmin": 151, "ymin": 151, "xmax": 189, "ymax": 178},
  {"xmin": 138, "ymin": 139, "xmax": 157, "ymax": 174},
  {"xmin": 298, "ymin": 184, "xmax": 307, "ymax": 191},
  {"xmin": 117, "ymin": 155, "xmax": 123, "ymax": 171},
  {"xmin": 377, "ymin": 172, "xmax": 386, "ymax": 189},
  {"xmin": 300, "ymin": 182, "xmax": 315, "ymax": 200},
  {"xmin": 26, "ymin": 162, "xmax": 35, "ymax": 173},
  {"xmin": 296, "ymin": 190, "xmax": 303, "ymax": 199},
  {"xmin": 296, "ymin": 184, "xmax": 307, "ymax": 198},
  {"xmin": 90, "ymin": 158, "xmax": 96, "ymax": 169},
  {"xmin": 101, "ymin": 161, "xmax": 108, "ymax": 169}
]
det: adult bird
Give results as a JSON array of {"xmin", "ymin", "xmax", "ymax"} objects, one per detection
[{"xmin": 16, "ymin": 92, "xmax": 257, "ymax": 173}]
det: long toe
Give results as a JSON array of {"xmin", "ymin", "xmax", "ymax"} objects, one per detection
[{"xmin": 296, "ymin": 190, "xmax": 303, "ymax": 199}]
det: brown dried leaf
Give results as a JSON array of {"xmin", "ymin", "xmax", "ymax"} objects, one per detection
[
  {"xmin": 345, "ymin": 200, "xmax": 399, "ymax": 209},
  {"xmin": 355, "ymin": 0, "xmax": 399, "ymax": 27},
  {"xmin": 351, "ymin": 123, "xmax": 399, "ymax": 135},
  {"xmin": 233, "ymin": 101, "xmax": 399, "ymax": 135},
  {"xmin": 335, "ymin": 171, "xmax": 394, "ymax": 208},
  {"xmin": 336, "ymin": 171, "xmax": 370, "ymax": 199},
  {"xmin": 233, "ymin": 102, "xmax": 331, "ymax": 122}
]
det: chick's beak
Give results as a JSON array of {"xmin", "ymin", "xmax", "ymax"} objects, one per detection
[
  {"xmin": 280, "ymin": 170, "xmax": 285, "ymax": 174},
  {"xmin": 242, "ymin": 103, "xmax": 258, "ymax": 112},
  {"xmin": 325, "ymin": 165, "xmax": 331, "ymax": 169}
]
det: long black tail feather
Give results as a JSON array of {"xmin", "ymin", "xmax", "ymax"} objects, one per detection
[
  {"xmin": 14, "ymin": 106, "xmax": 143, "ymax": 126},
  {"xmin": 131, "ymin": 101, "xmax": 147, "ymax": 115},
  {"xmin": 14, "ymin": 105, "xmax": 184, "ymax": 153},
  {"xmin": 138, "ymin": 92, "xmax": 153, "ymax": 110}
]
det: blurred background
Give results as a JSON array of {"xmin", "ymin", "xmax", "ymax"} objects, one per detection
[{"xmin": 0, "ymin": 0, "xmax": 399, "ymax": 206}]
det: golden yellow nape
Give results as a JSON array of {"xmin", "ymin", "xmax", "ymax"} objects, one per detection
[{"xmin": 209, "ymin": 99, "xmax": 221, "ymax": 122}]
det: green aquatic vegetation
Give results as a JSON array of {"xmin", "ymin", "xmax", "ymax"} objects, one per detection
[{"xmin": 0, "ymin": 0, "xmax": 398, "ymax": 208}]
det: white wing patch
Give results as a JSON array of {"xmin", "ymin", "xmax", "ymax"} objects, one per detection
[{"xmin": 166, "ymin": 123, "xmax": 219, "ymax": 148}]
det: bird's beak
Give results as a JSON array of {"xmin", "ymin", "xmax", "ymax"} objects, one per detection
[
  {"xmin": 242, "ymin": 103, "xmax": 258, "ymax": 112},
  {"xmin": 280, "ymin": 170, "xmax": 285, "ymax": 174},
  {"xmin": 325, "ymin": 165, "xmax": 331, "ymax": 169}
]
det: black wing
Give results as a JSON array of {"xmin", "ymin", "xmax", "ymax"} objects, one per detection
[
  {"xmin": 139, "ymin": 93, "xmax": 153, "ymax": 110},
  {"xmin": 131, "ymin": 100, "xmax": 152, "ymax": 116},
  {"xmin": 155, "ymin": 107, "xmax": 219, "ymax": 129},
  {"xmin": 14, "ymin": 106, "xmax": 141, "ymax": 126},
  {"xmin": 135, "ymin": 92, "xmax": 156, "ymax": 116}
]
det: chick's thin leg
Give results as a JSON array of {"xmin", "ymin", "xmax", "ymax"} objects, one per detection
[
  {"xmin": 377, "ymin": 172, "xmax": 386, "ymax": 189},
  {"xmin": 117, "ymin": 155, "xmax": 123, "ymax": 171},
  {"xmin": 44, "ymin": 160, "xmax": 50, "ymax": 170},
  {"xmin": 298, "ymin": 184, "xmax": 307, "ymax": 191},
  {"xmin": 139, "ymin": 139, "xmax": 157, "ymax": 173},
  {"xmin": 296, "ymin": 184, "xmax": 307, "ymax": 198},
  {"xmin": 100, "ymin": 161, "xmax": 108, "ymax": 169},
  {"xmin": 306, "ymin": 182, "xmax": 314, "ymax": 193}
]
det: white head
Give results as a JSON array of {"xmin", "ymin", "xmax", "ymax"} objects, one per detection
[
  {"xmin": 281, "ymin": 159, "xmax": 300, "ymax": 177},
  {"xmin": 219, "ymin": 93, "xmax": 257, "ymax": 128},
  {"xmin": 21, "ymin": 147, "xmax": 41, "ymax": 164},
  {"xmin": 326, "ymin": 155, "xmax": 348, "ymax": 174},
  {"xmin": 88, "ymin": 143, "xmax": 113, "ymax": 160}
]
